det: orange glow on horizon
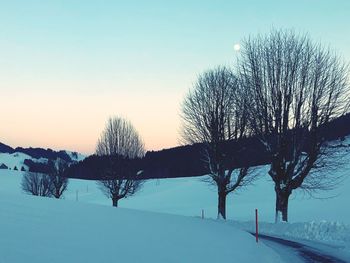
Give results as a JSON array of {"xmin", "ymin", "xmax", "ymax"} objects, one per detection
[{"xmin": 1, "ymin": 89, "xmax": 184, "ymax": 155}]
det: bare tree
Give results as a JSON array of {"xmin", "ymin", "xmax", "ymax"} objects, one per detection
[
  {"xmin": 49, "ymin": 158, "xmax": 69, "ymax": 199},
  {"xmin": 21, "ymin": 172, "xmax": 52, "ymax": 197},
  {"xmin": 181, "ymin": 66, "xmax": 255, "ymax": 219},
  {"xmin": 96, "ymin": 116, "xmax": 145, "ymax": 207},
  {"xmin": 239, "ymin": 29, "xmax": 350, "ymax": 222}
]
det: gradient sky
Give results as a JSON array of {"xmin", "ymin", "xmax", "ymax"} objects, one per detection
[{"xmin": 1, "ymin": 0, "xmax": 349, "ymax": 154}]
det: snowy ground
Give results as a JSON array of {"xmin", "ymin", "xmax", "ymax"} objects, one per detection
[
  {"xmin": 2, "ymin": 166, "xmax": 349, "ymax": 224},
  {"xmin": 0, "ymin": 137, "xmax": 349, "ymax": 262},
  {"xmin": 0, "ymin": 152, "xmax": 33, "ymax": 171},
  {"xmin": 1, "ymin": 165, "xmax": 350, "ymax": 260},
  {"xmin": 0, "ymin": 182, "xmax": 281, "ymax": 263}
]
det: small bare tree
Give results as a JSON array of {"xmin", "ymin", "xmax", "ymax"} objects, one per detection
[
  {"xmin": 49, "ymin": 158, "xmax": 69, "ymax": 199},
  {"xmin": 181, "ymin": 66, "xmax": 255, "ymax": 219},
  {"xmin": 239, "ymin": 29, "xmax": 350, "ymax": 222},
  {"xmin": 21, "ymin": 172, "xmax": 52, "ymax": 197},
  {"xmin": 96, "ymin": 116, "xmax": 145, "ymax": 207}
]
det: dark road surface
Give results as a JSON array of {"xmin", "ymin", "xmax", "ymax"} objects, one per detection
[{"xmin": 256, "ymin": 234, "xmax": 347, "ymax": 263}]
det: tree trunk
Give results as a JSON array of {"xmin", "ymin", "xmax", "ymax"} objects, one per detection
[
  {"xmin": 275, "ymin": 187, "xmax": 291, "ymax": 223},
  {"xmin": 218, "ymin": 189, "xmax": 227, "ymax": 220},
  {"xmin": 112, "ymin": 196, "xmax": 119, "ymax": 207},
  {"xmin": 55, "ymin": 188, "xmax": 60, "ymax": 199}
]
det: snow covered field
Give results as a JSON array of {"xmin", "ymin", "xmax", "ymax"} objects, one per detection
[
  {"xmin": 1, "ymin": 164, "xmax": 350, "ymax": 259},
  {"xmin": 0, "ymin": 192, "xmax": 283, "ymax": 263},
  {"xmin": 0, "ymin": 137, "xmax": 349, "ymax": 262},
  {"xmin": 0, "ymin": 171, "xmax": 283, "ymax": 263},
  {"xmin": 1, "ymin": 137, "xmax": 349, "ymax": 223},
  {"xmin": 2, "ymin": 166, "xmax": 349, "ymax": 224}
]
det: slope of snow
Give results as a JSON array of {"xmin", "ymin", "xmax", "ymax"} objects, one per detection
[
  {"xmin": 1, "ymin": 166, "xmax": 350, "ymax": 258},
  {"xmin": 65, "ymin": 150, "xmax": 86, "ymax": 162},
  {"xmin": 63, "ymin": 168, "xmax": 350, "ymax": 224},
  {"xmin": 0, "ymin": 192, "xmax": 281, "ymax": 263},
  {"xmin": 0, "ymin": 149, "xmax": 85, "ymax": 172},
  {"xmin": 0, "ymin": 152, "xmax": 34, "ymax": 171},
  {"xmin": 1, "ymin": 163, "xmax": 349, "ymax": 224}
]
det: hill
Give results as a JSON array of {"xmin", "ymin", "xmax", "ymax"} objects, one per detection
[
  {"xmin": 1, "ymin": 113, "xmax": 349, "ymax": 179},
  {"xmin": 67, "ymin": 113, "xmax": 350, "ymax": 180},
  {"xmin": 0, "ymin": 143, "xmax": 85, "ymax": 173},
  {"xmin": 0, "ymin": 190, "xmax": 281, "ymax": 263}
]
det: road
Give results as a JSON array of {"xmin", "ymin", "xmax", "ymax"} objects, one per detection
[{"xmin": 255, "ymin": 234, "xmax": 347, "ymax": 263}]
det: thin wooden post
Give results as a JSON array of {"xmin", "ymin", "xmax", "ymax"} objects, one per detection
[{"xmin": 255, "ymin": 209, "xmax": 258, "ymax": 243}]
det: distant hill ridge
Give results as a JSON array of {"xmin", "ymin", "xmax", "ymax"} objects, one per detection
[
  {"xmin": 67, "ymin": 113, "xmax": 350, "ymax": 180},
  {"xmin": 1, "ymin": 113, "xmax": 349, "ymax": 178},
  {"xmin": 0, "ymin": 143, "xmax": 84, "ymax": 173},
  {"xmin": 0, "ymin": 143, "xmax": 79, "ymax": 162}
]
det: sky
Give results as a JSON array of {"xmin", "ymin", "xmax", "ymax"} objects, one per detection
[{"xmin": 0, "ymin": 0, "xmax": 349, "ymax": 154}]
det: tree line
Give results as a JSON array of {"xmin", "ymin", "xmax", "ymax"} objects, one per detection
[
  {"xmin": 22, "ymin": 29, "xmax": 350, "ymax": 223},
  {"xmin": 180, "ymin": 29, "xmax": 349, "ymax": 221}
]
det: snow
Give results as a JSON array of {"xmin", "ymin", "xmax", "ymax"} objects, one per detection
[
  {"xmin": 256, "ymin": 238, "xmax": 304, "ymax": 263},
  {"xmin": 229, "ymin": 220, "xmax": 350, "ymax": 252},
  {"xmin": 1, "ymin": 144, "xmax": 349, "ymax": 224},
  {"xmin": 0, "ymin": 152, "xmax": 33, "ymax": 171},
  {"xmin": 1, "ymin": 164, "xmax": 350, "ymax": 260},
  {"xmin": 0, "ymin": 136, "xmax": 349, "ymax": 261},
  {"xmin": 230, "ymin": 220, "xmax": 350, "ymax": 261},
  {"xmin": 1, "ymin": 156, "xmax": 349, "ymax": 223},
  {"xmin": 64, "ymin": 166, "xmax": 350, "ymax": 224},
  {"xmin": 65, "ymin": 150, "xmax": 86, "ymax": 162},
  {"xmin": 1, "ymin": 137, "xmax": 349, "ymax": 223},
  {"xmin": 0, "ymin": 192, "xmax": 281, "ymax": 263},
  {"xmin": 0, "ymin": 150, "xmax": 84, "ymax": 173}
]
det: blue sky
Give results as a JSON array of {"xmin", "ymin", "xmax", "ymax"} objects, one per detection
[{"xmin": 0, "ymin": 0, "xmax": 349, "ymax": 153}]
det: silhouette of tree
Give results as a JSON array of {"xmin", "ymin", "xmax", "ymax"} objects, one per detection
[
  {"xmin": 96, "ymin": 117, "xmax": 145, "ymax": 207},
  {"xmin": 181, "ymin": 66, "xmax": 256, "ymax": 219},
  {"xmin": 239, "ymin": 29, "xmax": 350, "ymax": 222},
  {"xmin": 49, "ymin": 158, "xmax": 69, "ymax": 199},
  {"xmin": 21, "ymin": 172, "xmax": 52, "ymax": 197}
]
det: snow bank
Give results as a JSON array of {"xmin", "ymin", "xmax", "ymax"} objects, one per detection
[
  {"xmin": 229, "ymin": 219, "xmax": 350, "ymax": 261},
  {"xmin": 229, "ymin": 220, "xmax": 350, "ymax": 245},
  {"xmin": 0, "ymin": 193, "xmax": 282, "ymax": 263}
]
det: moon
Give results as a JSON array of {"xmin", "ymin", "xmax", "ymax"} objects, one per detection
[{"xmin": 234, "ymin": 43, "xmax": 241, "ymax": 51}]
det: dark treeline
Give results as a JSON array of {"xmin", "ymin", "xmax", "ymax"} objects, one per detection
[
  {"xmin": 24, "ymin": 159, "xmax": 56, "ymax": 174},
  {"xmin": 66, "ymin": 113, "xmax": 350, "ymax": 180},
  {"xmin": 14, "ymin": 147, "xmax": 72, "ymax": 162}
]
